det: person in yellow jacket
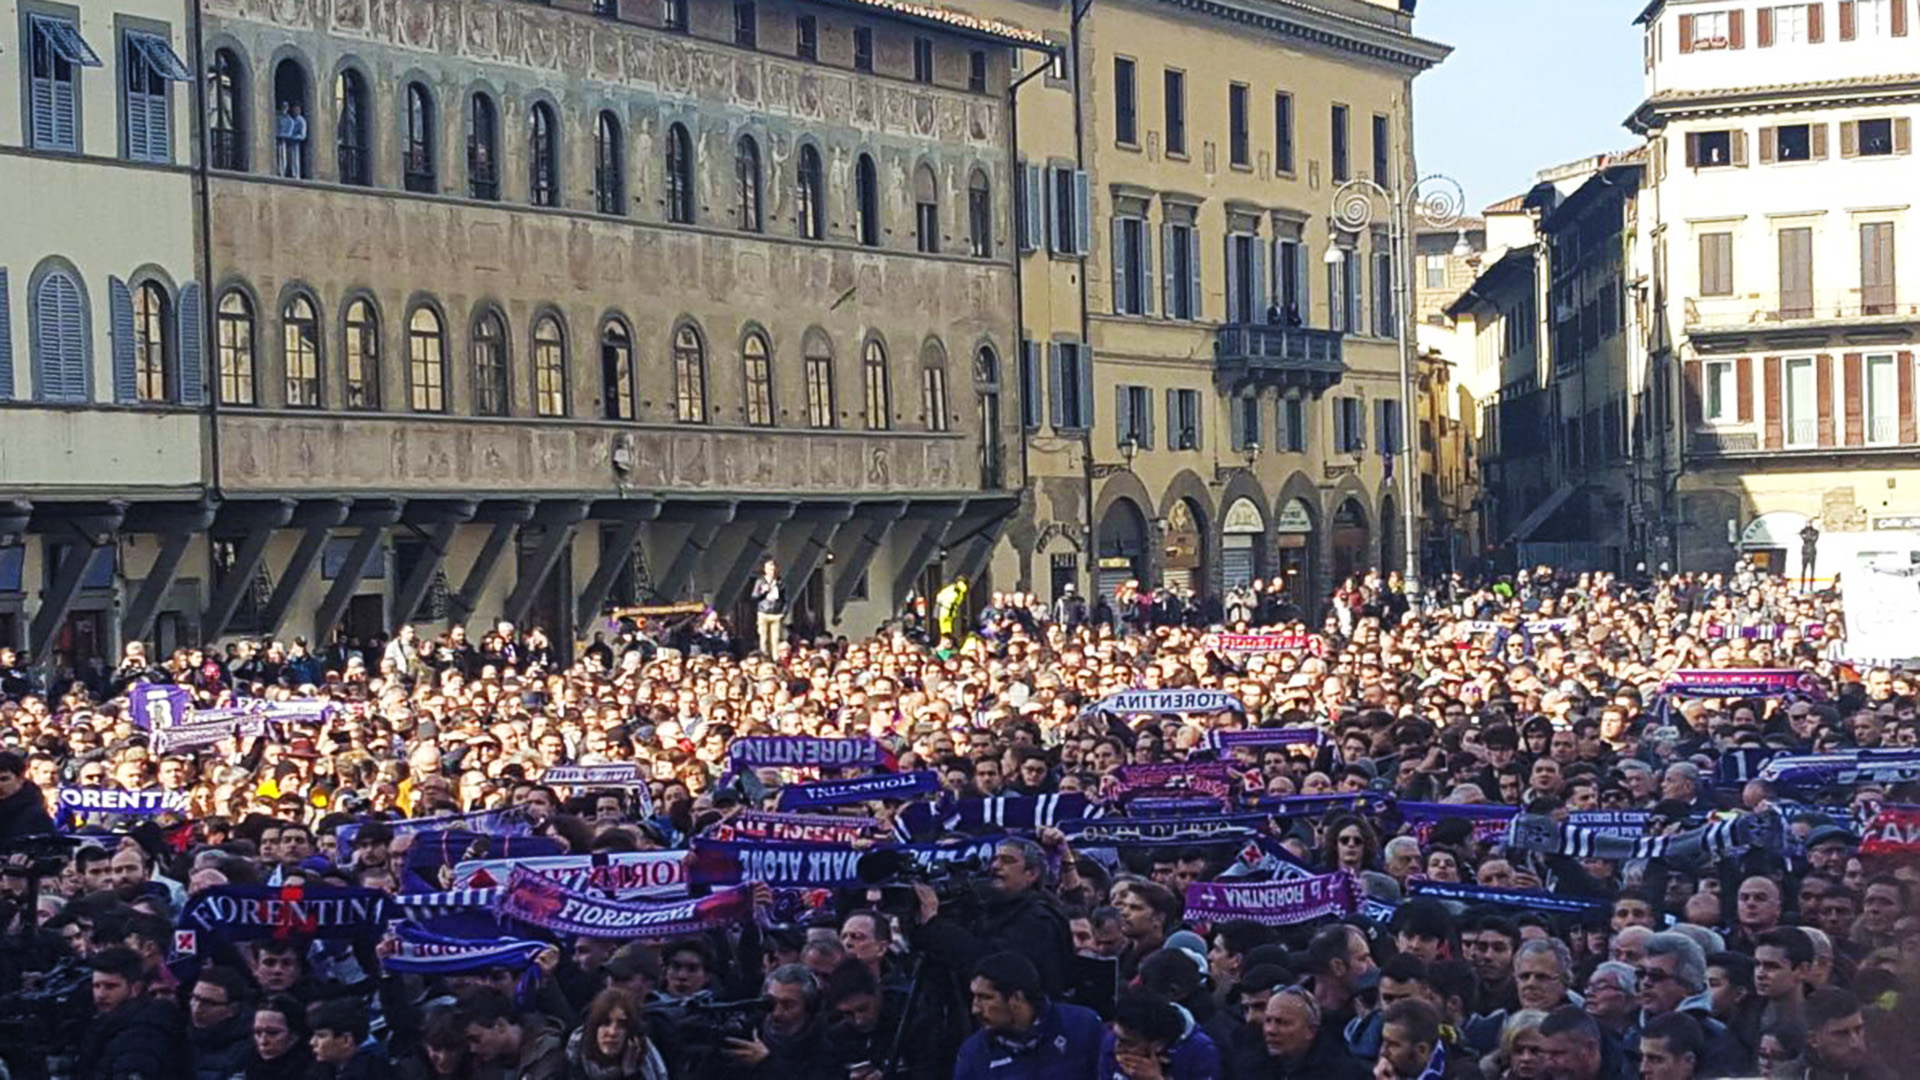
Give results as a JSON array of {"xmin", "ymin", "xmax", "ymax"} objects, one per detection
[{"xmin": 935, "ymin": 578, "xmax": 969, "ymax": 640}]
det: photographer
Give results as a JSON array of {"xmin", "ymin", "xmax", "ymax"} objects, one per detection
[
  {"xmin": 716, "ymin": 964, "xmax": 839, "ymax": 1080},
  {"xmin": 908, "ymin": 837, "xmax": 1075, "ymax": 999},
  {"xmin": 77, "ymin": 946, "xmax": 187, "ymax": 1080}
]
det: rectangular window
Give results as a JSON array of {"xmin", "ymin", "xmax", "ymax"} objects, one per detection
[
  {"xmin": 1114, "ymin": 57, "xmax": 1137, "ymax": 145},
  {"xmin": 1282, "ymin": 397, "xmax": 1306, "ymax": 452},
  {"xmin": 969, "ymin": 50, "xmax": 987, "ymax": 93},
  {"xmin": 1117, "ymin": 384, "xmax": 1152, "ymax": 448},
  {"xmin": 1779, "ymin": 227, "xmax": 1814, "ymax": 318},
  {"xmin": 1772, "ymin": 4, "xmax": 1811, "ymax": 42},
  {"xmin": 663, "ymin": 0, "xmax": 689, "ymax": 31},
  {"xmin": 1112, "ymin": 216, "xmax": 1150, "ymax": 315},
  {"xmin": 913, "ymin": 37, "xmax": 934, "ymax": 83},
  {"xmin": 1234, "ymin": 394, "xmax": 1262, "ymax": 451},
  {"xmin": 1331, "ymin": 104, "xmax": 1351, "ymax": 182},
  {"xmin": 1173, "ymin": 389, "xmax": 1201, "ymax": 450},
  {"xmin": 1277, "ymin": 239, "xmax": 1303, "ymax": 325},
  {"xmin": 1228, "ymin": 83, "xmax": 1250, "ymax": 167},
  {"xmin": 1164, "ymin": 69, "xmax": 1187, "ymax": 156},
  {"xmin": 1371, "ymin": 113, "xmax": 1390, "ymax": 185},
  {"xmin": 1689, "ymin": 10, "xmax": 1732, "ymax": 47},
  {"xmin": 1424, "ymin": 253, "xmax": 1448, "ymax": 290},
  {"xmin": 1862, "ymin": 221, "xmax": 1897, "ymax": 314},
  {"xmin": 28, "ymin": 15, "xmax": 102, "ymax": 152},
  {"xmin": 1777, "ymin": 123, "xmax": 1812, "ymax": 161},
  {"xmin": 1373, "ymin": 252, "xmax": 1395, "ymax": 337},
  {"xmin": 854, "ymin": 28, "xmax": 874, "ymax": 72},
  {"xmin": 1052, "ymin": 343, "xmax": 1090, "ymax": 429},
  {"xmin": 1699, "ymin": 232, "xmax": 1734, "ymax": 296},
  {"xmin": 1859, "ymin": 117, "xmax": 1898, "ymax": 156},
  {"xmin": 1867, "ymin": 353, "xmax": 1900, "ymax": 442},
  {"xmin": 1858, "ymin": 0, "xmax": 1895, "ymax": 36},
  {"xmin": 1334, "ymin": 395, "xmax": 1366, "ymax": 452},
  {"xmin": 1050, "ymin": 166, "xmax": 1090, "ymax": 256},
  {"xmin": 122, "ymin": 32, "xmax": 187, "ymax": 164},
  {"xmin": 1165, "ymin": 222, "xmax": 1198, "ymax": 320},
  {"xmin": 1019, "ymin": 341, "xmax": 1042, "ymax": 430},
  {"xmin": 1274, "ymin": 92, "xmax": 1295, "ymax": 174},
  {"xmin": 1688, "ymin": 130, "xmax": 1736, "ymax": 167},
  {"xmin": 1785, "ymin": 356, "xmax": 1817, "ymax": 445},
  {"xmin": 796, "ymin": 16, "xmax": 818, "ymax": 60},
  {"xmin": 734, "ymin": 1, "xmax": 757, "ymax": 48}
]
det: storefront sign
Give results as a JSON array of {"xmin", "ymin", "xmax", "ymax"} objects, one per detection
[{"xmin": 1276, "ymin": 499, "xmax": 1314, "ymax": 534}]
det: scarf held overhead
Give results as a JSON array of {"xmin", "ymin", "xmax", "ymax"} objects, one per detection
[
  {"xmin": 1182, "ymin": 872, "xmax": 1360, "ymax": 927},
  {"xmin": 495, "ymin": 866, "xmax": 755, "ymax": 940},
  {"xmin": 727, "ymin": 736, "xmax": 883, "ymax": 769},
  {"xmin": 382, "ymin": 924, "xmax": 548, "ymax": 975},
  {"xmin": 1088, "ymin": 689, "xmax": 1245, "ymax": 716},
  {"xmin": 178, "ymin": 884, "xmax": 395, "ymax": 942},
  {"xmin": 776, "ymin": 770, "xmax": 940, "ymax": 810},
  {"xmin": 686, "ymin": 834, "xmax": 1006, "ymax": 888},
  {"xmin": 708, "ymin": 809, "xmax": 881, "ymax": 845},
  {"xmin": 451, "ymin": 849, "xmax": 688, "ymax": 897}
]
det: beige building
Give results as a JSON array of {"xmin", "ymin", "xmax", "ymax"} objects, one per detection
[
  {"xmin": 1413, "ymin": 219, "xmax": 1487, "ymax": 574},
  {"xmin": 978, "ymin": 0, "xmax": 1449, "ymax": 613},
  {"xmin": 4, "ymin": 0, "xmax": 1048, "ymax": 667}
]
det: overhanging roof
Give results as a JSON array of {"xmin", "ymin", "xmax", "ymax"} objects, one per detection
[
  {"xmin": 1443, "ymin": 243, "xmax": 1536, "ymax": 319},
  {"xmin": 805, "ymin": 0, "xmax": 1052, "ymax": 47}
]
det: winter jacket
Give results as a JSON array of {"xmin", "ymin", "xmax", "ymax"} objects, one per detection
[
  {"xmin": 189, "ymin": 1013, "xmax": 255, "ymax": 1080},
  {"xmin": 1227, "ymin": 1030, "xmax": 1371, "ymax": 1080},
  {"xmin": 912, "ymin": 889, "xmax": 1076, "ymax": 999},
  {"xmin": 1626, "ymin": 994, "xmax": 1740, "ymax": 1079},
  {"xmin": 954, "ymin": 1000, "xmax": 1107, "ymax": 1080},
  {"xmin": 0, "ymin": 779, "xmax": 54, "ymax": 841},
  {"xmin": 1099, "ymin": 1005, "xmax": 1221, "ymax": 1080},
  {"xmin": 78, "ymin": 998, "xmax": 190, "ymax": 1080}
]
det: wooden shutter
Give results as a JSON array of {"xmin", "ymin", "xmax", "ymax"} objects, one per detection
[
  {"xmin": 1115, "ymin": 385, "xmax": 1132, "ymax": 448},
  {"xmin": 0, "ymin": 268, "xmax": 10, "ymax": 401},
  {"xmin": 1817, "ymin": 353, "xmax": 1836, "ymax": 446},
  {"xmin": 1729, "ymin": 9, "xmax": 1747, "ymax": 46},
  {"xmin": 178, "ymin": 281, "xmax": 204, "ymax": 406},
  {"xmin": 1737, "ymin": 356, "xmax": 1755, "ymax": 421},
  {"xmin": 1231, "ymin": 395, "xmax": 1247, "ymax": 451},
  {"xmin": 1189, "ymin": 231, "xmax": 1203, "ymax": 320},
  {"xmin": 1140, "ymin": 224, "xmax": 1155, "ymax": 316},
  {"xmin": 1844, "ymin": 352, "xmax": 1865, "ymax": 444},
  {"xmin": 1684, "ymin": 360, "xmax": 1704, "ymax": 428},
  {"xmin": 1901, "ymin": 350, "xmax": 1917, "ymax": 442},
  {"xmin": 1896, "ymin": 0, "xmax": 1910, "ymax": 36},
  {"xmin": 1764, "ymin": 356, "xmax": 1784, "ymax": 448},
  {"xmin": 1047, "ymin": 343, "xmax": 1065, "ymax": 428},
  {"xmin": 1897, "ymin": 117, "xmax": 1912, "ymax": 154},
  {"xmin": 1141, "ymin": 387, "xmax": 1155, "ymax": 448},
  {"xmin": 1812, "ymin": 123, "xmax": 1830, "ymax": 159},
  {"xmin": 1841, "ymin": 121, "xmax": 1859, "ymax": 158},
  {"xmin": 1841, "ymin": 0, "xmax": 1857, "ymax": 39},
  {"xmin": 1161, "ymin": 224, "xmax": 1176, "ymax": 317},
  {"xmin": 1760, "ymin": 126, "xmax": 1778, "ymax": 163},
  {"xmin": 1731, "ymin": 129, "xmax": 1749, "ymax": 167},
  {"xmin": 1019, "ymin": 163, "xmax": 1042, "ymax": 252},
  {"xmin": 1224, "ymin": 237, "xmax": 1241, "ymax": 323},
  {"xmin": 1251, "ymin": 240, "xmax": 1268, "ymax": 325},
  {"xmin": 1810, "ymin": 1, "xmax": 1826, "ymax": 40},
  {"xmin": 1166, "ymin": 388, "xmax": 1178, "ymax": 448},
  {"xmin": 1686, "ymin": 132, "xmax": 1702, "ymax": 168},
  {"xmin": 1680, "ymin": 13, "xmax": 1697, "ymax": 51},
  {"xmin": 1780, "ymin": 228, "xmax": 1814, "ymax": 317},
  {"xmin": 1295, "ymin": 242, "xmax": 1310, "ymax": 328},
  {"xmin": 1111, "ymin": 218, "xmax": 1129, "ymax": 315},
  {"xmin": 1759, "ymin": 6, "xmax": 1776, "ymax": 45},
  {"xmin": 1073, "ymin": 170, "xmax": 1091, "ymax": 256},
  {"xmin": 109, "ymin": 276, "xmax": 137, "ymax": 403},
  {"xmin": 1077, "ymin": 344, "xmax": 1094, "ymax": 428}
]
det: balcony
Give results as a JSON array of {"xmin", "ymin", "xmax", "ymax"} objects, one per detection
[
  {"xmin": 1214, "ymin": 323, "xmax": 1345, "ymax": 395},
  {"xmin": 1684, "ymin": 290, "xmax": 1920, "ymax": 335},
  {"xmin": 1688, "ymin": 429, "xmax": 1759, "ymax": 456}
]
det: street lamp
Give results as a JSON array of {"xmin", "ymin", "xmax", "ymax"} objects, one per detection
[{"xmin": 1325, "ymin": 172, "xmax": 1468, "ymax": 595}]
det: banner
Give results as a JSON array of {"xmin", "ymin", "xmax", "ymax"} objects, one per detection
[
  {"xmin": 687, "ymin": 834, "xmax": 1004, "ymax": 888},
  {"xmin": 1207, "ymin": 728, "xmax": 1324, "ymax": 754},
  {"xmin": 1840, "ymin": 555, "xmax": 1920, "ymax": 665},
  {"xmin": 496, "ymin": 866, "xmax": 755, "ymax": 940},
  {"xmin": 1182, "ymin": 872, "xmax": 1360, "ymax": 927},
  {"xmin": 383, "ymin": 925, "xmax": 548, "ymax": 975},
  {"xmin": 1206, "ymin": 633, "xmax": 1325, "ymax": 656},
  {"xmin": 1716, "ymin": 747, "xmax": 1783, "ymax": 789},
  {"xmin": 1407, "ymin": 880, "xmax": 1610, "ymax": 914},
  {"xmin": 178, "ymin": 884, "xmax": 395, "ymax": 943},
  {"xmin": 541, "ymin": 764, "xmax": 648, "ymax": 788},
  {"xmin": 194, "ymin": 699, "xmax": 340, "ymax": 724},
  {"xmin": 728, "ymin": 736, "xmax": 882, "ymax": 770},
  {"xmin": 776, "ymin": 770, "xmax": 939, "ymax": 810},
  {"xmin": 709, "ymin": 810, "xmax": 880, "ymax": 846},
  {"xmin": 1859, "ymin": 805, "xmax": 1920, "ymax": 856},
  {"xmin": 58, "ymin": 788, "xmax": 189, "ymax": 816},
  {"xmin": 1661, "ymin": 669, "xmax": 1824, "ymax": 699},
  {"xmin": 451, "ymin": 849, "xmax": 688, "ymax": 897},
  {"xmin": 128, "ymin": 682, "xmax": 190, "ymax": 731},
  {"xmin": 1088, "ymin": 689, "xmax": 1244, "ymax": 716}
]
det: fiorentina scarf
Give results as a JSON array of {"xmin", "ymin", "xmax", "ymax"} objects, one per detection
[
  {"xmin": 1503, "ymin": 812, "xmax": 1751, "ymax": 863},
  {"xmin": 383, "ymin": 925, "xmax": 547, "ymax": 975},
  {"xmin": 1106, "ymin": 763, "xmax": 1235, "ymax": 802},
  {"xmin": 127, "ymin": 682, "xmax": 191, "ymax": 730},
  {"xmin": 709, "ymin": 809, "xmax": 880, "ymax": 845},
  {"xmin": 403, "ymin": 831, "xmax": 566, "ymax": 890},
  {"xmin": 542, "ymin": 764, "xmax": 647, "ymax": 787},
  {"xmin": 1062, "ymin": 814, "xmax": 1268, "ymax": 846},
  {"xmin": 496, "ymin": 866, "xmax": 755, "ymax": 940},
  {"xmin": 154, "ymin": 716, "xmax": 269, "ymax": 753},
  {"xmin": 895, "ymin": 793, "xmax": 1095, "ymax": 838},
  {"xmin": 336, "ymin": 807, "xmax": 535, "ymax": 863},
  {"xmin": 1398, "ymin": 802, "xmax": 1518, "ymax": 843},
  {"xmin": 1125, "ymin": 795, "xmax": 1230, "ymax": 813},
  {"xmin": 686, "ymin": 834, "xmax": 1005, "ymax": 888},
  {"xmin": 1661, "ymin": 668, "xmax": 1825, "ymax": 699},
  {"xmin": 1408, "ymin": 880, "xmax": 1610, "ymax": 914},
  {"xmin": 179, "ymin": 884, "xmax": 395, "ymax": 943},
  {"xmin": 1207, "ymin": 728, "xmax": 1324, "ymax": 754},
  {"xmin": 1760, "ymin": 750, "xmax": 1920, "ymax": 791},
  {"xmin": 1243, "ymin": 793, "xmax": 1395, "ymax": 819},
  {"xmin": 1716, "ymin": 748, "xmax": 1783, "ymax": 789},
  {"xmin": 1088, "ymin": 689, "xmax": 1245, "ymax": 716},
  {"xmin": 1206, "ymin": 633, "xmax": 1326, "ymax": 656},
  {"xmin": 57, "ymin": 788, "xmax": 189, "ymax": 817},
  {"xmin": 728, "ymin": 736, "xmax": 883, "ymax": 770},
  {"xmin": 1182, "ymin": 872, "xmax": 1360, "ymax": 927},
  {"xmin": 1859, "ymin": 805, "xmax": 1920, "ymax": 855},
  {"xmin": 451, "ymin": 850, "xmax": 687, "ymax": 897},
  {"xmin": 777, "ymin": 770, "xmax": 940, "ymax": 810}
]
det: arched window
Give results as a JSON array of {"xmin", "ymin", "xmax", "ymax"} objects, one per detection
[
  {"xmin": 209, "ymin": 49, "xmax": 246, "ymax": 170},
  {"xmin": 408, "ymin": 307, "xmax": 447, "ymax": 412},
  {"xmin": 344, "ymin": 298, "xmax": 380, "ymax": 410},
  {"xmin": 472, "ymin": 308, "xmax": 509, "ymax": 416},
  {"xmin": 132, "ymin": 281, "xmax": 171, "ymax": 403},
  {"xmin": 855, "ymin": 153, "xmax": 880, "ymax": 247},
  {"xmin": 282, "ymin": 294, "xmax": 321, "ymax": 407},
  {"xmin": 601, "ymin": 319, "xmax": 635, "ymax": 420},
  {"xmin": 404, "ymin": 82, "xmax": 435, "ymax": 193},
  {"xmin": 920, "ymin": 341, "xmax": 950, "ymax": 432},
  {"xmin": 862, "ymin": 338, "xmax": 890, "ymax": 430},
  {"xmin": 216, "ymin": 290, "xmax": 256, "ymax": 406},
  {"xmin": 594, "ymin": 111, "xmax": 624, "ymax": 214},
  {"xmin": 665, "ymin": 123, "xmax": 694, "ymax": 224},
  {"xmin": 797, "ymin": 144, "xmax": 824, "ymax": 241},
  {"xmin": 672, "ymin": 323, "xmax": 707, "ymax": 423},
  {"xmin": 736, "ymin": 134, "xmax": 763, "ymax": 233},
  {"xmin": 804, "ymin": 332, "xmax": 835, "ymax": 429},
  {"xmin": 468, "ymin": 91, "xmax": 499, "ymax": 201},
  {"xmin": 533, "ymin": 315, "xmax": 567, "ymax": 417},
  {"xmin": 968, "ymin": 169, "xmax": 992, "ymax": 258},
  {"xmin": 271, "ymin": 58, "xmax": 311, "ymax": 179},
  {"xmin": 334, "ymin": 68, "xmax": 370, "ymax": 185},
  {"xmin": 913, "ymin": 164, "xmax": 939, "ymax": 254},
  {"xmin": 742, "ymin": 331, "xmax": 773, "ymax": 426},
  {"xmin": 529, "ymin": 102, "xmax": 558, "ymax": 207}
]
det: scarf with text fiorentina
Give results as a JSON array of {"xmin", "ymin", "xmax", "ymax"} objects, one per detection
[
  {"xmin": 686, "ymin": 834, "xmax": 1006, "ymax": 888},
  {"xmin": 894, "ymin": 793, "xmax": 1095, "ymax": 838},
  {"xmin": 1182, "ymin": 872, "xmax": 1360, "ymax": 927},
  {"xmin": 382, "ymin": 924, "xmax": 548, "ymax": 976},
  {"xmin": 1206, "ymin": 727, "xmax": 1325, "ymax": 754},
  {"xmin": 1088, "ymin": 689, "xmax": 1245, "ymax": 716},
  {"xmin": 1759, "ymin": 750, "xmax": 1920, "ymax": 792},
  {"xmin": 450, "ymin": 849, "xmax": 687, "ymax": 897},
  {"xmin": 776, "ymin": 770, "xmax": 940, "ymax": 810},
  {"xmin": 727, "ymin": 736, "xmax": 884, "ymax": 770},
  {"xmin": 178, "ymin": 883, "xmax": 395, "ymax": 943},
  {"xmin": 1406, "ymin": 879, "xmax": 1610, "ymax": 914},
  {"xmin": 495, "ymin": 866, "xmax": 755, "ymax": 940},
  {"xmin": 709, "ymin": 809, "xmax": 881, "ymax": 845}
]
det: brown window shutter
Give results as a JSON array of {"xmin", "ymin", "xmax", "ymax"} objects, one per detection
[
  {"xmin": 1844, "ymin": 352, "xmax": 1865, "ymax": 444},
  {"xmin": 1737, "ymin": 356, "xmax": 1755, "ymax": 422},
  {"xmin": 1684, "ymin": 360, "xmax": 1705, "ymax": 427},
  {"xmin": 1729, "ymin": 9, "xmax": 1747, "ymax": 46},
  {"xmin": 1764, "ymin": 356, "xmax": 1784, "ymax": 448},
  {"xmin": 1842, "ymin": 0, "xmax": 1858, "ymax": 39},
  {"xmin": 1901, "ymin": 350, "xmax": 1917, "ymax": 442},
  {"xmin": 1760, "ymin": 126, "xmax": 1778, "ymax": 163},
  {"xmin": 1731, "ymin": 129, "xmax": 1749, "ymax": 167},
  {"xmin": 1842, "ymin": 120, "xmax": 1859, "ymax": 158},
  {"xmin": 1760, "ymin": 7, "xmax": 1777, "ymax": 45},
  {"xmin": 1810, "ymin": 1, "xmax": 1826, "ymax": 40},
  {"xmin": 1655, "ymin": 137, "xmax": 1669, "ymax": 181},
  {"xmin": 1686, "ymin": 132, "xmax": 1702, "ymax": 168},
  {"xmin": 1817, "ymin": 353, "xmax": 1836, "ymax": 446},
  {"xmin": 1897, "ymin": 0, "xmax": 1910, "ymax": 36},
  {"xmin": 1897, "ymin": 116, "xmax": 1912, "ymax": 154},
  {"xmin": 1681, "ymin": 13, "xmax": 1697, "ymax": 51},
  {"xmin": 1812, "ymin": 122, "xmax": 1831, "ymax": 159}
]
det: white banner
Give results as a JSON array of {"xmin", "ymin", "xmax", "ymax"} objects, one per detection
[{"xmin": 1842, "ymin": 555, "xmax": 1920, "ymax": 665}]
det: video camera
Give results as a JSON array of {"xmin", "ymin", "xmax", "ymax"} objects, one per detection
[
  {"xmin": 644, "ymin": 996, "xmax": 772, "ymax": 1075},
  {"xmin": 842, "ymin": 849, "xmax": 985, "ymax": 923},
  {"xmin": 0, "ymin": 957, "xmax": 93, "ymax": 1078}
]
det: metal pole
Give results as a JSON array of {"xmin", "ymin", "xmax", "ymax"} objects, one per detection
[{"xmin": 1393, "ymin": 194, "xmax": 1419, "ymax": 594}]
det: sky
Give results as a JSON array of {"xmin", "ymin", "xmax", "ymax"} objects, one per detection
[{"xmin": 1412, "ymin": 1, "xmax": 1648, "ymax": 214}]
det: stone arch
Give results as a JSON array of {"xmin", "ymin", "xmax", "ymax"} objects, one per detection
[{"xmin": 1157, "ymin": 469, "xmax": 1215, "ymax": 595}]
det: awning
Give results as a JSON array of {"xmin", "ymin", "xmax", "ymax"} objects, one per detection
[
  {"xmin": 129, "ymin": 32, "xmax": 192, "ymax": 82},
  {"xmin": 31, "ymin": 15, "xmax": 101, "ymax": 67},
  {"xmin": 1505, "ymin": 482, "xmax": 1579, "ymax": 544}
]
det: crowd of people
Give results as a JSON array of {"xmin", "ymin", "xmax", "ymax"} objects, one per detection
[{"xmin": 0, "ymin": 564, "xmax": 1911, "ymax": 1080}]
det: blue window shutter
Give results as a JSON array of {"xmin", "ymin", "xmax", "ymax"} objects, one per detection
[
  {"xmin": 1114, "ymin": 384, "xmax": 1131, "ymax": 449},
  {"xmin": 1224, "ymin": 236, "xmax": 1240, "ymax": 323},
  {"xmin": 1193, "ymin": 391, "xmax": 1203, "ymax": 450},
  {"xmin": 1020, "ymin": 163, "xmax": 1043, "ymax": 252},
  {"xmin": 1165, "ymin": 388, "xmax": 1177, "ymax": 448},
  {"xmin": 34, "ymin": 273, "xmax": 86, "ymax": 402},
  {"xmin": 1045, "ymin": 167, "xmax": 1061, "ymax": 254},
  {"xmin": 1019, "ymin": 339, "xmax": 1041, "ymax": 429},
  {"xmin": 1073, "ymin": 170, "xmax": 1091, "ymax": 256},
  {"xmin": 1297, "ymin": 242, "xmax": 1312, "ymax": 328},
  {"xmin": 1048, "ymin": 342, "xmax": 1065, "ymax": 429},
  {"xmin": 178, "ymin": 281, "xmax": 204, "ymax": 405},
  {"xmin": 0, "ymin": 268, "xmax": 11, "ymax": 401},
  {"xmin": 1076, "ymin": 344, "xmax": 1094, "ymax": 428},
  {"xmin": 1230, "ymin": 396, "xmax": 1245, "ymax": 451},
  {"xmin": 1110, "ymin": 217, "xmax": 1127, "ymax": 314},
  {"xmin": 1189, "ymin": 229, "xmax": 1203, "ymax": 320},
  {"xmin": 1142, "ymin": 387, "xmax": 1154, "ymax": 449},
  {"xmin": 1141, "ymin": 223, "xmax": 1155, "ymax": 316},
  {"xmin": 1161, "ymin": 224, "xmax": 1176, "ymax": 317},
  {"xmin": 1251, "ymin": 238, "xmax": 1268, "ymax": 320},
  {"xmin": 109, "ymin": 277, "xmax": 136, "ymax": 403}
]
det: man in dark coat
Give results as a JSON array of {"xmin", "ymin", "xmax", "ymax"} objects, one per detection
[
  {"xmin": 78, "ymin": 947, "xmax": 190, "ymax": 1080},
  {"xmin": 0, "ymin": 749, "xmax": 55, "ymax": 841},
  {"xmin": 187, "ymin": 968, "xmax": 255, "ymax": 1080},
  {"xmin": 909, "ymin": 837, "xmax": 1075, "ymax": 998}
]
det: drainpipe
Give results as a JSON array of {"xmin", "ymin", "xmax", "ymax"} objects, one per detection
[
  {"xmin": 1071, "ymin": 0, "xmax": 1097, "ymax": 599},
  {"xmin": 1006, "ymin": 49, "xmax": 1053, "ymax": 588},
  {"xmin": 188, "ymin": 0, "xmax": 221, "ymax": 500}
]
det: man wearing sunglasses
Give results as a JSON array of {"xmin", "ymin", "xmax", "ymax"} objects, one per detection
[{"xmin": 1628, "ymin": 932, "xmax": 1743, "ymax": 1077}]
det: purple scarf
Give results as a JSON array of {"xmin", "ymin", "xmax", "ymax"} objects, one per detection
[
  {"xmin": 495, "ymin": 866, "xmax": 754, "ymax": 940},
  {"xmin": 1182, "ymin": 872, "xmax": 1360, "ymax": 927}
]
